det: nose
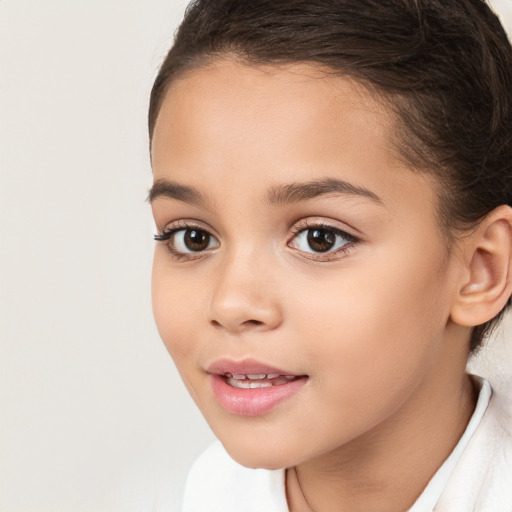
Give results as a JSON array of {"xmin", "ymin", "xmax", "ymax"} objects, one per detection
[{"xmin": 207, "ymin": 251, "xmax": 283, "ymax": 334}]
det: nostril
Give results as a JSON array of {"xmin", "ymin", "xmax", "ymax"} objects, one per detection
[
  {"xmin": 243, "ymin": 319, "xmax": 264, "ymax": 327},
  {"xmin": 210, "ymin": 318, "xmax": 265, "ymax": 331},
  {"xmin": 242, "ymin": 320, "xmax": 264, "ymax": 329}
]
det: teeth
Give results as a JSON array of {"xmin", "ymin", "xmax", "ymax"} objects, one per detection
[
  {"xmin": 227, "ymin": 378, "xmax": 273, "ymax": 389},
  {"xmin": 250, "ymin": 382, "xmax": 272, "ymax": 388},
  {"xmin": 225, "ymin": 373, "xmax": 295, "ymax": 380},
  {"xmin": 227, "ymin": 379, "xmax": 250, "ymax": 388},
  {"xmin": 225, "ymin": 375, "xmax": 298, "ymax": 388}
]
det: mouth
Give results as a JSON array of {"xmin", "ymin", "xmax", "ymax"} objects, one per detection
[
  {"xmin": 223, "ymin": 373, "xmax": 299, "ymax": 389},
  {"xmin": 207, "ymin": 358, "xmax": 308, "ymax": 416}
]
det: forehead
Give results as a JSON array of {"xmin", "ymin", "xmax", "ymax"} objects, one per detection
[
  {"xmin": 151, "ymin": 59, "xmax": 438, "ymax": 220},
  {"xmin": 152, "ymin": 60, "xmax": 392, "ymax": 164}
]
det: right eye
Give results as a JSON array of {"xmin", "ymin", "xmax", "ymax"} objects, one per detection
[{"xmin": 154, "ymin": 225, "xmax": 219, "ymax": 257}]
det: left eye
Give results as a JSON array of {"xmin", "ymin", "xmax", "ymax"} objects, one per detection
[
  {"xmin": 155, "ymin": 226, "xmax": 219, "ymax": 256},
  {"xmin": 172, "ymin": 228, "xmax": 219, "ymax": 253},
  {"xmin": 290, "ymin": 226, "xmax": 355, "ymax": 254}
]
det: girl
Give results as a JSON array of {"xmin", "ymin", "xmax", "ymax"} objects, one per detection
[{"xmin": 148, "ymin": 1, "xmax": 512, "ymax": 510}]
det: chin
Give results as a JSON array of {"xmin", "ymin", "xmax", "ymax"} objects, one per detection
[{"xmin": 219, "ymin": 436, "xmax": 301, "ymax": 470}]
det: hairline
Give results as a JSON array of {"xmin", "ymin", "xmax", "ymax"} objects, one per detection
[{"xmin": 149, "ymin": 52, "xmax": 466, "ymax": 249}]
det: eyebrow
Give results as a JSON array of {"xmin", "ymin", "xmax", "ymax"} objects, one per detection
[
  {"xmin": 147, "ymin": 179, "xmax": 208, "ymax": 206},
  {"xmin": 266, "ymin": 178, "xmax": 383, "ymax": 206},
  {"xmin": 147, "ymin": 177, "xmax": 383, "ymax": 207}
]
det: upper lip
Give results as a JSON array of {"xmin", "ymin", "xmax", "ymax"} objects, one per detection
[{"xmin": 206, "ymin": 358, "xmax": 301, "ymax": 377}]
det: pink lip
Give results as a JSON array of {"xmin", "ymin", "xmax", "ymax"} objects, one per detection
[
  {"xmin": 207, "ymin": 358, "xmax": 308, "ymax": 416},
  {"xmin": 206, "ymin": 358, "xmax": 298, "ymax": 377}
]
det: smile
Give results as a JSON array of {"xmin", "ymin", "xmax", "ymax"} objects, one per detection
[
  {"xmin": 225, "ymin": 373, "xmax": 297, "ymax": 388},
  {"xmin": 207, "ymin": 359, "xmax": 308, "ymax": 416}
]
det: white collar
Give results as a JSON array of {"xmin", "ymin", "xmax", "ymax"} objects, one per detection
[{"xmin": 406, "ymin": 375, "xmax": 492, "ymax": 512}]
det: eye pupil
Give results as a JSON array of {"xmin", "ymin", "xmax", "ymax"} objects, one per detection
[
  {"xmin": 307, "ymin": 229, "xmax": 336, "ymax": 252},
  {"xmin": 184, "ymin": 229, "xmax": 210, "ymax": 251}
]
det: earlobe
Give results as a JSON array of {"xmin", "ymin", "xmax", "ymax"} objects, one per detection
[{"xmin": 450, "ymin": 205, "xmax": 512, "ymax": 327}]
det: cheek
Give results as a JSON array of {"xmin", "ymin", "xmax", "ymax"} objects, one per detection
[
  {"xmin": 289, "ymin": 242, "xmax": 451, "ymax": 385},
  {"xmin": 151, "ymin": 253, "xmax": 201, "ymax": 364},
  {"xmin": 271, "ymin": 254, "xmax": 450, "ymax": 452}
]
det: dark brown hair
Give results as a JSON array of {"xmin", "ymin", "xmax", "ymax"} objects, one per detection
[{"xmin": 148, "ymin": 0, "xmax": 512, "ymax": 351}]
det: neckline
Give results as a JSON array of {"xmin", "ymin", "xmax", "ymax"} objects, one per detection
[
  {"xmin": 278, "ymin": 375, "xmax": 492, "ymax": 512},
  {"xmin": 406, "ymin": 375, "xmax": 491, "ymax": 512}
]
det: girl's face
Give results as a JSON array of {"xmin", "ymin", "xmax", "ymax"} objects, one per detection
[{"xmin": 150, "ymin": 60, "xmax": 466, "ymax": 469}]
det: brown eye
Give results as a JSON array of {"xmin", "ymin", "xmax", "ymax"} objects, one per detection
[
  {"xmin": 307, "ymin": 228, "xmax": 336, "ymax": 252},
  {"xmin": 154, "ymin": 226, "xmax": 219, "ymax": 256},
  {"xmin": 289, "ymin": 224, "xmax": 357, "ymax": 256},
  {"xmin": 184, "ymin": 229, "xmax": 211, "ymax": 251}
]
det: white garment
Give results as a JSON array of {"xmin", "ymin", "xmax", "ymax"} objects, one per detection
[{"xmin": 183, "ymin": 376, "xmax": 512, "ymax": 512}]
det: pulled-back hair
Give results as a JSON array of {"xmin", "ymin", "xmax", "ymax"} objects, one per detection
[{"xmin": 148, "ymin": 0, "xmax": 512, "ymax": 351}]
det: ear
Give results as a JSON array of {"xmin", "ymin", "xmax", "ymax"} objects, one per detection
[{"xmin": 450, "ymin": 205, "xmax": 512, "ymax": 327}]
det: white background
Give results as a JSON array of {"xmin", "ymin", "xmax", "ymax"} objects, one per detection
[{"xmin": 1, "ymin": 1, "xmax": 511, "ymax": 511}]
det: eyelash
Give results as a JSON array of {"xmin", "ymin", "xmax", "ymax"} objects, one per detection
[
  {"xmin": 288, "ymin": 220, "xmax": 359, "ymax": 261},
  {"xmin": 154, "ymin": 220, "xmax": 360, "ymax": 262},
  {"xmin": 154, "ymin": 221, "xmax": 211, "ymax": 261}
]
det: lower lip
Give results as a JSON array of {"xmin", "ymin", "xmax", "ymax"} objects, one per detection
[{"xmin": 209, "ymin": 374, "xmax": 307, "ymax": 416}]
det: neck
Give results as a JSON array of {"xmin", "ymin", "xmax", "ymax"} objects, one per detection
[{"xmin": 286, "ymin": 335, "xmax": 477, "ymax": 512}]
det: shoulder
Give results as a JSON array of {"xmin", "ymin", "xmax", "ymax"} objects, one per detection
[
  {"xmin": 182, "ymin": 441, "xmax": 288, "ymax": 512},
  {"xmin": 437, "ymin": 382, "xmax": 512, "ymax": 511}
]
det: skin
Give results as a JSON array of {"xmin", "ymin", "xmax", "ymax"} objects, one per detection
[{"xmin": 150, "ymin": 60, "xmax": 481, "ymax": 512}]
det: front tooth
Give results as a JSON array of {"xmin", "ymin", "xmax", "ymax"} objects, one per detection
[
  {"xmin": 250, "ymin": 382, "xmax": 272, "ymax": 388},
  {"xmin": 247, "ymin": 374, "xmax": 266, "ymax": 380},
  {"xmin": 266, "ymin": 374, "xmax": 280, "ymax": 379},
  {"xmin": 228, "ymin": 378, "xmax": 251, "ymax": 388},
  {"xmin": 233, "ymin": 374, "xmax": 246, "ymax": 380}
]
